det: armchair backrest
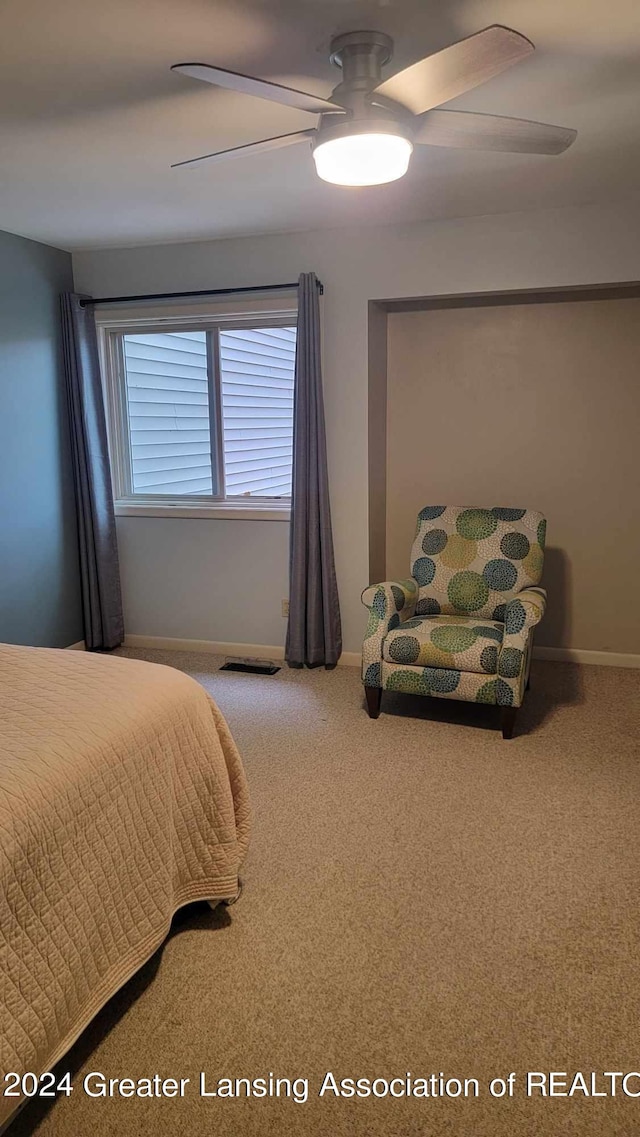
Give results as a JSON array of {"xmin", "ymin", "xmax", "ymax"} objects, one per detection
[{"xmin": 410, "ymin": 507, "xmax": 546, "ymax": 620}]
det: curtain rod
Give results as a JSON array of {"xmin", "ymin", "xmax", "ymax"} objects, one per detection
[{"xmin": 78, "ymin": 280, "xmax": 322, "ymax": 307}]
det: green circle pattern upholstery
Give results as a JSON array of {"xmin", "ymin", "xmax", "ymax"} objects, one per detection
[
  {"xmin": 361, "ymin": 507, "xmax": 547, "ymax": 711},
  {"xmin": 383, "ymin": 615, "xmax": 504, "ymax": 674},
  {"xmin": 411, "ymin": 507, "xmax": 545, "ymax": 620}
]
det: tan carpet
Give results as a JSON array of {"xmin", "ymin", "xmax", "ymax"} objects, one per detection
[{"xmin": 12, "ymin": 653, "xmax": 640, "ymax": 1137}]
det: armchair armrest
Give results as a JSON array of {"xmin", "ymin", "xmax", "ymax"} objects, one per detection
[
  {"xmin": 497, "ymin": 587, "xmax": 547, "ymax": 707},
  {"xmin": 361, "ymin": 578, "xmax": 418, "ymax": 686}
]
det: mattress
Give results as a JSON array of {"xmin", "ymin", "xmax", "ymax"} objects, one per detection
[{"xmin": 0, "ymin": 644, "xmax": 250, "ymax": 1126}]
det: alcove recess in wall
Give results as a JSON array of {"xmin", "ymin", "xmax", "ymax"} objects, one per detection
[{"xmin": 367, "ymin": 282, "xmax": 640, "ymax": 657}]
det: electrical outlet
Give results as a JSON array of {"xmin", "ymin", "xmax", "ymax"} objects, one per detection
[{"xmin": 281, "ymin": 599, "xmax": 289, "ymax": 618}]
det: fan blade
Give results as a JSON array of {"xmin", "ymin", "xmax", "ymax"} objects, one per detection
[
  {"xmin": 414, "ymin": 109, "xmax": 577, "ymax": 154},
  {"xmin": 172, "ymin": 130, "xmax": 314, "ymax": 169},
  {"xmin": 171, "ymin": 63, "xmax": 337, "ymax": 114},
  {"xmin": 373, "ymin": 25, "xmax": 534, "ymax": 116}
]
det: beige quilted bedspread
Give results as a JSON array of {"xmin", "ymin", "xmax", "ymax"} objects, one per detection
[{"xmin": 0, "ymin": 645, "xmax": 250, "ymax": 1124}]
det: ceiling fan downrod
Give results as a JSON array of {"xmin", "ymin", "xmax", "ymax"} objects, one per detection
[{"xmin": 328, "ymin": 30, "xmax": 394, "ymax": 109}]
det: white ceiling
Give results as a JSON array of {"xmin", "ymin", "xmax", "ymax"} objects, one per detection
[{"xmin": 1, "ymin": 0, "xmax": 639, "ymax": 250}]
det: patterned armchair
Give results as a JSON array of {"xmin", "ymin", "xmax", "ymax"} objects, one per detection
[{"xmin": 361, "ymin": 507, "xmax": 547, "ymax": 738}]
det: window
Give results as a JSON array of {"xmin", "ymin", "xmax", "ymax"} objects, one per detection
[
  {"xmin": 123, "ymin": 331, "xmax": 213, "ymax": 496},
  {"xmin": 220, "ymin": 327, "xmax": 296, "ymax": 498},
  {"xmin": 99, "ymin": 307, "xmax": 297, "ymax": 518}
]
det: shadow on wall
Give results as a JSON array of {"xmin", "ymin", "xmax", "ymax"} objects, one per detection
[{"xmin": 538, "ymin": 546, "xmax": 571, "ymax": 649}]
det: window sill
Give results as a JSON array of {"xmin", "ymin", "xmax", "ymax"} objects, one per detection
[{"xmin": 114, "ymin": 501, "xmax": 291, "ymax": 521}]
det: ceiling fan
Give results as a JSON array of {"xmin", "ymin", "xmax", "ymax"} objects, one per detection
[{"xmin": 170, "ymin": 25, "xmax": 577, "ymax": 187}]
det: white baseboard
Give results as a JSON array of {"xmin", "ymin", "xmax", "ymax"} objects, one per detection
[
  {"xmin": 66, "ymin": 640, "xmax": 86, "ymax": 650},
  {"xmin": 122, "ymin": 636, "xmax": 638, "ymax": 671},
  {"xmin": 533, "ymin": 646, "xmax": 640, "ymax": 669},
  {"xmin": 123, "ymin": 635, "xmax": 361, "ymax": 668}
]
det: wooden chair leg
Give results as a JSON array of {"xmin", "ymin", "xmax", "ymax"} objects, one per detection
[
  {"xmin": 364, "ymin": 686, "xmax": 382, "ymax": 719},
  {"xmin": 501, "ymin": 706, "xmax": 518, "ymax": 739}
]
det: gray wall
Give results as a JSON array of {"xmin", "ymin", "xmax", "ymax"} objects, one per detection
[
  {"xmin": 73, "ymin": 200, "xmax": 640, "ymax": 655},
  {"xmin": 0, "ymin": 229, "xmax": 82, "ymax": 646}
]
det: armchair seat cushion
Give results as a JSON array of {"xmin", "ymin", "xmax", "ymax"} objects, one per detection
[{"xmin": 382, "ymin": 614, "xmax": 504, "ymax": 674}]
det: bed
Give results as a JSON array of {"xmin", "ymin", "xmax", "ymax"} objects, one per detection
[{"xmin": 0, "ymin": 644, "xmax": 251, "ymax": 1127}]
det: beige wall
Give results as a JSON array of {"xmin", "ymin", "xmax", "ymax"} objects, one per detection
[{"xmin": 386, "ymin": 297, "xmax": 640, "ymax": 653}]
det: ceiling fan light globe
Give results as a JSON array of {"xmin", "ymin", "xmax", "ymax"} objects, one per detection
[{"xmin": 312, "ymin": 133, "xmax": 412, "ymax": 186}]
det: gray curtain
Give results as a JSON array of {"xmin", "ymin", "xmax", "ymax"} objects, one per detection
[
  {"xmin": 60, "ymin": 293, "xmax": 124, "ymax": 650},
  {"xmin": 285, "ymin": 273, "xmax": 342, "ymax": 669}
]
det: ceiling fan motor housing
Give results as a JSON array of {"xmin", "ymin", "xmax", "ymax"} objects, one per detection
[
  {"xmin": 314, "ymin": 111, "xmax": 413, "ymax": 152},
  {"xmin": 316, "ymin": 29, "xmax": 413, "ymax": 162}
]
